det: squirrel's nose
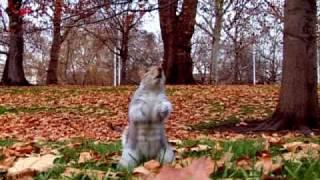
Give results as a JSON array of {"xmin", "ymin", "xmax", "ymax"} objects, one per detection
[{"xmin": 158, "ymin": 66, "xmax": 162, "ymax": 72}]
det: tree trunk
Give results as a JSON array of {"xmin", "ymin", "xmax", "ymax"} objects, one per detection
[
  {"xmin": 120, "ymin": 28, "xmax": 129, "ymax": 85},
  {"xmin": 233, "ymin": 47, "xmax": 240, "ymax": 84},
  {"xmin": 1, "ymin": 0, "xmax": 29, "ymax": 86},
  {"xmin": 210, "ymin": 0, "xmax": 224, "ymax": 84},
  {"xmin": 46, "ymin": 0, "xmax": 62, "ymax": 85},
  {"xmin": 257, "ymin": 0, "xmax": 319, "ymax": 133},
  {"xmin": 159, "ymin": 0, "xmax": 198, "ymax": 84}
]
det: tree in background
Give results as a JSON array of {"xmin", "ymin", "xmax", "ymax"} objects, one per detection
[
  {"xmin": 1, "ymin": 0, "xmax": 30, "ymax": 85},
  {"xmin": 46, "ymin": 0, "xmax": 62, "ymax": 85},
  {"xmin": 257, "ymin": 0, "xmax": 319, "ymax": 133},
  {"xmin": 197, "ymin": 0, "xmax": 232, "ymax": 84},
  {"xmin": 158, "ymin": 0, "xmax": 198, "ymax": 84},
  {"xmin": 46, "ymin": 0, "xmax": 100, "ymax": 85}
]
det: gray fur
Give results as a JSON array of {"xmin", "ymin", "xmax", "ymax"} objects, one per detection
[{"xmin": 119, "ymin": 67, "xmax": 174, "ymax": 169}]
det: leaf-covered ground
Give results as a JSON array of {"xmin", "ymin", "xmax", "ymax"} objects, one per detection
[
  {"xmin": 0, "ymin": 85, "xmax": 319, "ymax": 179},
  {"xmin": 0, "ymin": 85, "xmax": 278, "ymax": 141}
]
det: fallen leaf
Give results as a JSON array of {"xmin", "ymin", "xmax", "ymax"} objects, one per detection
[
  {"xmin": 144, "ymin": 160, "xmax": 161, "ymax": 171},
  {"xmin": 283, "ymin": 142, "xmax": 304, "ymax": 152},
  {"xmin": 133, "ymin": 166, "xmax": 152, "ymax": 178},
  {"xmin": 191, "ymin": 144, "xmax": 211, "ymax": 152},
  {"xmin": 168, "ymin": 139, "xmax": 182, "ymax": 145},
  {"xmin": 0, "ymin": 156, "xmax": 16, "ymax": 171},
  {"xmin": 154, "ymin": 158, "xmax": 214, "ymax": 180},
  {"xmin": 255, "ymin": 154, "xmax": 282, "ymax": 175},
  {"xmin": 217, "ymin": 152, "xmax": 233, "ymax": 168},
  {"xmin": 78, "ymin": 152, "xmax": 93, "ymax": 163},
  {"xmin": 8, "ymin": 154, "xmax": 57, "ymax": 178},
  {"xmin": 236, "ymin": 156, "xmax": 252, "ymax": 170},
  {"xmin": 63, "ymin": 167, "xmax": 106, "ymax": 180}
]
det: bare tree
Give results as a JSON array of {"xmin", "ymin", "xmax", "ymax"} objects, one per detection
[
  {"xmin": 197, "ymin": 0, "xmax": 232, "ymax": 84},
  {"xmin": 46, "ymin": 0, "xmax": 99, "ymax": 84},
  {"xmin": 158, "ymin": 0, "xmax": 198, "ymax": 84}
]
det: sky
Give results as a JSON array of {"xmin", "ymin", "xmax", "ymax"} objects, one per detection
[{"xmin": 141, "ymin": 9, "xmax": 160, "ymax": 34}]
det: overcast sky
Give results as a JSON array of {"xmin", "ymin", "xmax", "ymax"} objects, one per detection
[{"xmin": 141, "ymin": 10, "xmax": 160, "ymax": 34}]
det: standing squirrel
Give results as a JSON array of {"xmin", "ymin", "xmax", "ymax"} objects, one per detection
[{"xmin": 119, "ymin": 66, "xmax": 174, "ymax": 169}]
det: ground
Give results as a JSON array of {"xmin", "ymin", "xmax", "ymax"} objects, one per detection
[{"xmin": 0, "ymin": 85, "xmax": 319, "ymax": 179}]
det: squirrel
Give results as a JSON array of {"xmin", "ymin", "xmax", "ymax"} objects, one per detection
[{"xmin": 119, "ymin": 66, "xmax": 174, "ymax": 169}]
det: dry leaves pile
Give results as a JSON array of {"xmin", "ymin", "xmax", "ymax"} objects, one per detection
[{"xmin": 0, "ymin": 85, "xmax": 278, "ymax": 141}]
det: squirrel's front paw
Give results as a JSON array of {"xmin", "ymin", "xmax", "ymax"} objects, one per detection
[{"xmin": 159, "ymin": 102, "xmax": 172, "ymax": 119}]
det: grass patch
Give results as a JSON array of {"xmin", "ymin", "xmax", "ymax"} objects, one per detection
[
  {"xmin": 239, "ymin": 105, "xmax": 255, "ymax": 115},
  {"xmin": 35, "ymin": 165, "xmax": 66, "ymax": 180},
  {"xmin": 0, "ymin": 105, "xmax": 109, "ymax": 116},
  {"xmin": 284, "ymin": 159, "xmax": 320, "ymax": 179},
  {"xmin": 221, "ymin": 140, "xmax": 264, "ymax": 159},
  {"xmin": 0, "ymin": 139, "xmax": 15, "ymax": 147},
  {"xmin": 48, "ymin": 140, "xmax": 122, "ymax": 179},
  {"xmin": 81, "ymin": 141, "xmax": 121, "ymax": 155},
  {"xmin": 212, "ymin": 166, "xmax": 262, "ymax": 179},
  {"xmin": 0, "ymin": 106, "xmax": 16, "ymax": 115},
  {"xmin": 93, "ymin": 86, "xmax": 131, "ymax": 93},
  {"xmin": 191, "ymin": 116, "xmax": 240, "ymax": 132},
  {"xmin": 0, "ymin": 105, "xmax": 51, "ymax": 115},
  {"xmin": 166, "ymin": 88, "xmax": 180, "ymax": 96},
  {"xmin": 56, "ymin": 140, "xmax": 121, "ymax": 164},
  {"xmin": 209, "ymin": 101, "xmax": 225, "ymax": 113},
  {"xmin": 0, "ymin": 87, "xmax": 45, "ymax": 95},
  {"xmin": 179, "ymin": 139, "xmax": 217, "ymax": 158}
]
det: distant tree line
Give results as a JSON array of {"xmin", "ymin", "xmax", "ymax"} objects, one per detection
[{"xmin": 0, "ymin": 0, "xmax": 289, "ymax": 86}]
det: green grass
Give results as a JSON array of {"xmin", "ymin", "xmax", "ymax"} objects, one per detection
[
  {"xmin": 177, "ymin": 139, "xmax": 265, "ymax": 162},
  {"xmin": 2, "ymin": 138, "xmax": 317, "ymax": 179},
  {"xmin": 36, "ymin": 140, "xmax": 122, "ymax": 179},
  {"xmin": 55, "ymin": 140, "xmax": 121, "ymax": 164},
  {"xmin": 93, "ymin": 86, "xmax": 131, "ymax": 93},
  {"xmin": 0, "ymin": 105, "xmax": 51, "ymax": 115},
  {"xmin": 0, "ymin": 87, "xmax": 46, "ymax": 95},
  {"xmin": 239, "ymin": 105, "xmax": 255, "ymax": 115},
  {"xmin": 191, "ymin": 116, "xmax": 240, "ymax": 132},
  {"xmin": 35, "ymin": 165, "xmax": 66, "ymax": 180},
  {"xmin": 0, "ymin": 105, "xmax": 109, "ymax": 116},
  {"xmin": 209, "ymin": 101, "xmax": 225, "ymax": 113},
  {"xmin": 220, "ymin": 140, "xmax": 264, "ymax": 159},
  {"xmin": 284, "ymin": 159, "xmax": 320, "ymax": 179},
  {"xmin": 179, "ymin": 139, "xmax": 217, "ymax": 158},
  {"xmin": 0, "ymin": 106, "xmax": 15, "ymax": 115},
  {"xmin": 0, "ymin": 139, "xmax": 15, "ymax": 147}
]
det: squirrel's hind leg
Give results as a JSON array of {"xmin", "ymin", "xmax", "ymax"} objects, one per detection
[
  {"xmin": 157, "ymin": 145, "xmax": 175, "ymax": 164},
  {"xmin": 119, "ymin": 148, "xmax": 140, "ymax": 169}
]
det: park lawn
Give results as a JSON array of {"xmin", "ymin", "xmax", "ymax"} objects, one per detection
[{"xmin": 0, "ymin": 85, "xmax": 319, "ymax": 179}]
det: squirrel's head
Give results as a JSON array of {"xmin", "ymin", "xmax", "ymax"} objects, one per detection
[{"xmin": 140, "ymin": 66, "xmax": 165, "ymax": 90}]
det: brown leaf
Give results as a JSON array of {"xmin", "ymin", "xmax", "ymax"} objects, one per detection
[
  {"xmin": 133, "ymin": 166, "xmax": 152, "ymax": 177},
  {"xmin": 15, "ymin": 145, "xmax": 34, "ymax": 155},
  {"xmin": 255, "ymin": 154, "xmax": 283, "ymax": 175},
  {"xmin": 190, "ymin": 144, "xmax": 211, "ymax": 152},
  {"xmin": 154, "ymin": 158, "xmax": 214, "ymax": 180},
  {"xmin": 8, "ymin": 154, "xmax": 57, "ymax": 177},
  {"xmin": 78, "ymin": 152, "xmax": 93, "ymax": 163},
  {"xmin": 144, "ymin": 160, "xmax": 161, "ymax": 171},
  {"xmin": 0, "ymin": 156, "xmax": 16, "ymax": 171},
  {"xmin": 217, "ymin": 152, "xmax": 233, "ymax": 168},
  {"xmin": 63, "ymin": 167, "xmax": 106, "ymax": 180},
  {"xmin": 236, "ymin": 157, "xmax": 252, "ymax": 170}
]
